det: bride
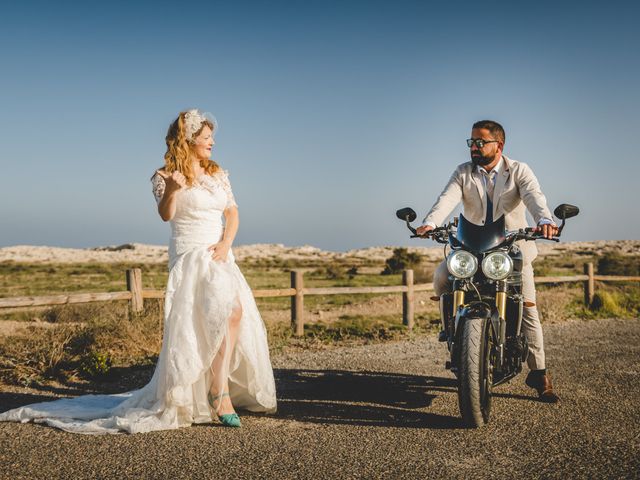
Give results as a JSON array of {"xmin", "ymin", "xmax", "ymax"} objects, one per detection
[{"xmin": 0, "ymin": 109, "xmax": 277, "ymax": 433}]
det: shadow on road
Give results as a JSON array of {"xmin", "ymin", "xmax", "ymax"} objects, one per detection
[
  {"xmin": 0, "ymin": 365, "xmax": 155, "ymax": 412},
  {"xmin": 271, "ymin": 369, "xmax": 463, "ymax": 429},
  {"xmin": 1, "ymin": 367, "xmax": 468, "ymax": 430},
  {"xmin": 0, "ymin": 392, "xmax": 63, "ymax": 411}
]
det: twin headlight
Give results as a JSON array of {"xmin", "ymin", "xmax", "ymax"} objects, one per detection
[
  {"xmin": 447, "ymin": 251, "xmax": 513, "ymax": 280},
  {"xmin": 446, "ymin": 250, "xmax": 478, "ymax": 278}
]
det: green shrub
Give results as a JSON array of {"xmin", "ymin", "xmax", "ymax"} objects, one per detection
[
  {"xmin": 590, "ymin": 291, "xmax": 625, "ymax": 317},
  {"xmin": 310, "ymin": 263, "xmax": 359, "ymax": 280},
  {"xmin": 81, "ymin": 351, "xmax": 113, "ymax": 377},
  {"xmin": 597, "ymin": 253, "xmax": 640, "ymax": 276},
  {"xmin": 311, "ymin": 263, "xmax": 344, "ymax": 280},
  {"xmin": 324, "ymin": 263, "xmax": 346, "ymax": 280},
  {"xmin": 382, "ymin": 248, "xmax": 422, "ymax": 275}
]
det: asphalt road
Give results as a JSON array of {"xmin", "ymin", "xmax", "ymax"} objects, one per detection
[{"xmin": 1, "ymin": 318, "xmax": 639, "ymax": 479}]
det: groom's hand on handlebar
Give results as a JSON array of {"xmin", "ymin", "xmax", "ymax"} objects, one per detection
[
  {"xmin": 416, "ymin": 225, "xmax": 435, "ymax": 237},
  {"xmin": 535, "ymin": 222, "xmax": 559, "ymax": 239}
]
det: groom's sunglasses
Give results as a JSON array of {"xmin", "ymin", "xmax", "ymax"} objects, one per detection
[{"xmin": 467, "ymin": 139, "xmax": 499, "ymax": 148}]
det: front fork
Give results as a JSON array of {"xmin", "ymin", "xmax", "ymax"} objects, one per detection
[
  {"xmin": 441, "ymin": 280, "xmax": 509, "ymax": 365},
  {"xmin": 439, "ymin": 282, "xmax": 466, "ymax": 348},
  {"xmin": 495, "ymin": 281, "xmax": 507, "ymax": 366}
]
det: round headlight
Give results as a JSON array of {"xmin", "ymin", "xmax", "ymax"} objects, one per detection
[
  {"xmin": 482, "ymin": 252, "xmax": 513, "ymax": 280},
  {"xmin": 447, "ymin": 250, "xmax": 478, "ymax": 279}
]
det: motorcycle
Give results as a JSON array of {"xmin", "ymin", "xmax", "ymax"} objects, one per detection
[{"xmin": 395, "ymin": 204, "xmax": 579, "ymax": 427}]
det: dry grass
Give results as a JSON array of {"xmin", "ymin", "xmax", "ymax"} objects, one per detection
[
  {"xmin": 0, "ymin": 301, "xmax": 162, "ymax": 386},
  {"xmin": 536, "ymin": 284, "xmax": 584, "ymax": 323}
]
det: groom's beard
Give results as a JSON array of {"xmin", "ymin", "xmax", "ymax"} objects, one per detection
[{"xmin": 471, "ymin": 151, "xmax": 493, "ymax": 166}]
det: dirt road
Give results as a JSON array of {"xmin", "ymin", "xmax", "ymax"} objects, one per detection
[{"xmin": 1, "ymin": 318, "xmax": 639, "ymax": 479}]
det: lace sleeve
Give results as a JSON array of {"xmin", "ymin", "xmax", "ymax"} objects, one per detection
[
  {"xmin": 151, "ymin": 172, "xmax": 166, "ymax": 205},
  {"xmin": 221, "ymin": 170, "xmax": 238, "ymax": 209}
]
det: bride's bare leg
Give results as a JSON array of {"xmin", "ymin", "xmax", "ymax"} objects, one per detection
[{"xmin": 209, "ymin": 300, "xmax": 242, "ymax": 415}]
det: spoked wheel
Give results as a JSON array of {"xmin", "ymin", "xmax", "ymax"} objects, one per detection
[{"xmin": 457, "ymin": 316, "xmax": 495, "ymax": 427}]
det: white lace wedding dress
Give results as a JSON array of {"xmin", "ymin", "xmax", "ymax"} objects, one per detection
[{"xmin": 0, "ymin": 170, "xmax": 277, "ymax": 434}]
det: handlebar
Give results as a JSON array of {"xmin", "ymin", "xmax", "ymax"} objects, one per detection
[
  {"xmin": 514, "ymin": 232, "xmax": 560, "ymax": 242},
  {"xmin": 518, "ymin": 227, "xmax": 560, "ymax": 242},
  {"xmin": 412, "ymin": 224, "xmax": 560, "ymax": 244},
  {"xmin": 397, "ymin": 205, "xmax": 576, "ymax": 246}
]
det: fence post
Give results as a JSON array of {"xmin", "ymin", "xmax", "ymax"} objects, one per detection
[
  {"xmin": 126, "ymin": 268, "xmax": 144, "ymax": 314},
  {"xmin": 291, "ymin": 270, "xmax": 304, "ymax": 336},
  {"xmin": 402, "ymin": 269, "xmax": 415, "ymax": 330},
  {"xmin": 583, "ymin": 262, "xmax": 595, "ymax": 306}
]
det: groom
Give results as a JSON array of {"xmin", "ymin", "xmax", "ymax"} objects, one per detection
[{"xmin": 416, "ymin": 119, "xmax": 560, "ymax": 403}]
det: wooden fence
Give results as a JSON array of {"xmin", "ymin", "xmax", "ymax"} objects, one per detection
[{"xmin": 0, "ymin": 262, "xmax": 638, "ymax": 336}]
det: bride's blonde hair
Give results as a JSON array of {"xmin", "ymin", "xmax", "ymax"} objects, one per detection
[{"xmin": 162, "ymin": 110, "xmax": 221, "ymax": 185}]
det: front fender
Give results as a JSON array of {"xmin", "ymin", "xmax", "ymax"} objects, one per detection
[{"xmin": 454, "ymin": 301, "xmax": 499, "ymax": 342}]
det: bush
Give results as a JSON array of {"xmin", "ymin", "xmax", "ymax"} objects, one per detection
[
  {"xmin": 311, "ymin": 263, "xmax": 359, "ymax": 280},
  {"xmin": 324, "ymin": 263, "xmax": 346, "ymax": 280},
  {"xmin": 597, "ymin": 253, "xmax": 640, "ymax": 276},
  {"xmin": 311, "ymin": 263, "xmax": 344, "ymax": 280},
  {"xmin": 590, "ymin": 291, "xmax": 625, "ymax": 318},
  {"xmin": 346, "ymin": 266, "xmax": 358, "ymax": 279},
  {"xmin": 81, "ymin": 351, "xmax": 113, "ymax": 378},
  {"xmin": 382, "ymin": 248, "xmax": 422, "ymax": 275}
]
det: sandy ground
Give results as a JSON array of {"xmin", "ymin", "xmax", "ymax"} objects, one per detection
[{"xmin": 0, "ymin": 318, "xmax": 638, "ymax": 479}]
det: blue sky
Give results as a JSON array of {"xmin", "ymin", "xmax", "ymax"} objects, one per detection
[{"xmin": 1, "ymin": 0, "xmax": 638, "ymax": 251}]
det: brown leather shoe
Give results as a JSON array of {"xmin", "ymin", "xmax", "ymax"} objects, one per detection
[{"xmin": 525, "ymin": 371, "xmax": 560, "ymax": 403}]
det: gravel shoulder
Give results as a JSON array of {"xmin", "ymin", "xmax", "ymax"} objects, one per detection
[{"xmin": 1, "ymin": 318, "xmax": 639, "ymax": 479}]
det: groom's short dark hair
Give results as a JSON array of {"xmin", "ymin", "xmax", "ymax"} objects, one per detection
[{"xmin": 473, "ymin": 120, "xmax": 505, "ymax": 144}]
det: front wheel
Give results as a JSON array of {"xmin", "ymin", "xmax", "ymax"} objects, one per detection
[{"xmin": 457, "ymin": 316, "xmax": 494, "ymax": 427}]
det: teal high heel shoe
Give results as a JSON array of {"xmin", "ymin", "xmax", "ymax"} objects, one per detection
[
  {"xmin": 208, "ymin": 392, "xmax": 242, "ymax": 428},
  {"xmin": 218, "ymin": 412, "xmax": 241, "ymax": 428}
]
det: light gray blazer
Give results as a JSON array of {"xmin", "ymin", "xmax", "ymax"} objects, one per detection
[{"xmin": 422, "ymin": 155, "xmax": 553, "ymax": 263}]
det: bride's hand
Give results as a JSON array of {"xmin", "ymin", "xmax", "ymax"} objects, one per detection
[
  {"xmin": 156, "ymin": 169, "xmax": 186, "ymax": 192},
  {"xmin": 208, "ymin": 241, "xmax": 231, "ymax": 262}
]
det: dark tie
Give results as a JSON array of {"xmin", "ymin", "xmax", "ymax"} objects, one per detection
[{"xmin": 485, "ymin": 172, "xmax": 495, "ymax": 224}]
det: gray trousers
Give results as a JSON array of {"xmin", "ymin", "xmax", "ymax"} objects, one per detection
[{"xmin": 433, "ymin": 260, "xmax": 545, "ymax": 370}]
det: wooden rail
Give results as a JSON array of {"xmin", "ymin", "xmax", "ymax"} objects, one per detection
[
  {"xmin": 0, "ymin": 263, "xmax": 638, "ymax": 335},
  {"xmin": 0, "ymin": 292, "xmax": 133, "ymax": 309}
]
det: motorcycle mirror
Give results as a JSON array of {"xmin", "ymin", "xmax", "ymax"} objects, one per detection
[
  {"xmin": 396, "ymin": 207, "xmax": 417, "ymax": 222},
  {"xmin": 554, "ymin": 204, "xmax": 580, "ymax": 220}
]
